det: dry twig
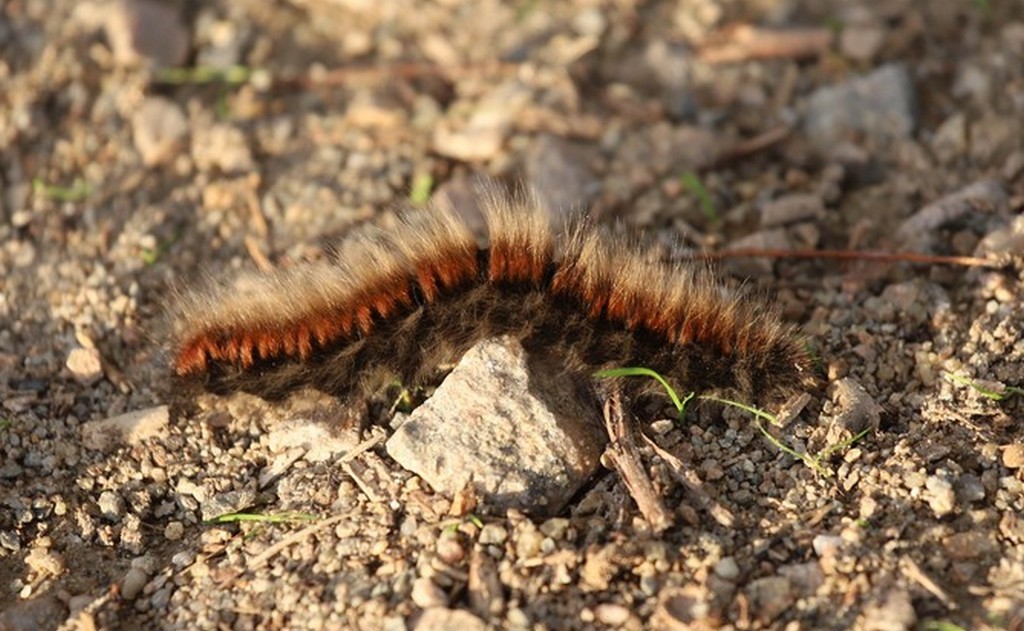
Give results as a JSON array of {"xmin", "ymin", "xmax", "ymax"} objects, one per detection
[{"xmin": 601, "ymin": 387, "xmax": 673, "ymax": 532}]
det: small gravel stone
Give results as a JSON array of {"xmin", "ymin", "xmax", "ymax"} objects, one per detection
[
  {"xmin": 121, "ymin": 566, "xmax": 149, "ymax": 601},
  {"xmin": 804, "ymin": 63, "xmax": 916, "ymax": 148},
  {"xmin": 779, "ymin": 562, "xmax": 825, "ymax": 595},
  {"xmin": 746, "ymin": 576, "xmax": 795, "ymax": 624},
  {"xmin": 65, "ymin": 347, "xmax": 102, "ymax": 385},
  {"xmin": 654, "ymin": 586, "xmax": 712, "ymax": 629},
  {"xmin": 944, "ymin": 531, "xmax": 996, "ymax": 560},
  {"xmin": 863, "ymin": 588, "xmax": 916, "ymax": 631},
  {"xmin": 200, "ymin": 488, "xmax": 257, "ymax": 522},
  {"xmin": 840, "ymin": 24, "xmax": 885, "ymax": 61},
  {"xmin": 515, "ymin": 526, "xmax": 545, "ymax": 560},
  {"xmin": 955, "ymin": 474, "xmax": 986, "ymax": 503},
  {"xmin": 828, "ymin": 378, "xmax": 883, "ymax": 442},
  {"xmin": 896, "ymin": 180, "xmax": 1007, "ymax": 247},
  {"xmin": 432, "ymin": 81, "xmax": 530, "ymax": 161},
  {"xmin": 594, "ymin": 603, "xmax": 630, "ymax": 626},
  {"xmin": 192, "ymin": 124, "xmax": 255, "ymax": 173},
  {"xmin": 539, "ymin": 518, "xmax": 570, "ymax": 540},
  {"xmin": 103, "ymin": 0, "xmax": 189, "ymax": 67},
  {"xmin": 724, "ymin": 228, "xmax": 793, "ymax": 276},
  {"xmin": 80, "ymin": 406, "xmax": 170, "ymax": 451},
  {"xmin": 1002, "ymin": 444, "xmax": 1024, "ymax": 469},
  {"xmin": 760, "ymin": 193, "xmax": 825, "ymax": 227},
  {"xmin": 25, "ymin": 547, "xmax": 65, "ymax": 578},
  {"xmin": 411, "ymin": 577, "xmax": 448, "ymax": 608},
  {"xmin": 812, "ymin": 534, "xmax": 845, "ymax": 557},
  {"xmin": 132, "ymin": 97, "xmax": 188, "ymax": 166},
  {"xmin": 713, "ymin": 557, "xmax": 740, "ymax": 581},
  {"xmin": 436, "ymin": 536, "xmax": 465, "ymax": 566},
  {"xmin": 164, "ymin": 521, "xmax": 184, "ymax": 541},
  {"xmin": 413, "ymin": 608, "xmax": 487, "ymax": 631},
  {"xmin": 0, "ymin": 594, "xmax": 65, "ymax": 631},
  {"xmin": 0, "ymin": 531, "xmax": 21, "ymax": 551},
  {"xmin": 478, "ymin": 524, "xmax": 508, "ymax": 546},
  {"xmin": 924, "ymin": 475, "xmax": 956, "ymax": 518},
  {"xmin": 97, "ymin": 490, "xmax": 125, "ymax": 520},
  {"xmin": 525, "ymin": 135, "xmax": 600, "ymax": 214}
]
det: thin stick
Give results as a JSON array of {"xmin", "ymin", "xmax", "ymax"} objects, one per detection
[
  {"xmin": 684, "ymin": 248, "xmax": 1004, "ymax": 269},
  {"xmin": 601, "ymin": 387, "xmax": 673, "ymax": 532},
  {"xmin": 640, "ymin": 433, "xmax": 735, "ymax": 528}
]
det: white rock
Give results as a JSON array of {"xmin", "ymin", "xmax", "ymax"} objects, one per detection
[{"xmin": 386, "ymin": 337, "xmax": 605, "ymax": 516}]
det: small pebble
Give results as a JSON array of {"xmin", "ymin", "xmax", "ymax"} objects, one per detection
[
  {"xmin": 713, "ymin": 557, "xmax": 740, "ymax": 581},
  {"xmin": 478, "ymin": 524, "xmax": 508, "ymax": 546},
  {"xmin": 539, "ymin": 518, "xmax": 570, "ymax": 540},
  {"xmin": 812, "ymin": 534, "xmax": 845, "ymax": 557},
  {"xmin": 436, "ymin": 536, "xmax": 465, "ymax": 565},
  {"xmin": 594, "ymin": 603, "xmax": 630, "ymax": 626},
  {"xmin": 97, "ymin": 490, "xmax": 125, "ymax": 520},
  {"xmin": 411, "ymin": 577, "xmax": 448, "ymax": 608},
  {"xmin": 25, "ymin": 547, "xmax": 65, "ymax": 577},
  {"xmin": 1002, "ymin": 444, "xmax": 1024, "ymax": 469},
  {"xmin": 66, "ymin": 348, "xmax": 102, "ymax": 385},
  {"xmin": 164, "ymin": 521, "xmax": 184, "ymax": 541},
  {"xmin": 924, "ymin": 475, "xmax": 956, "ymax": 518},
  {"xmin": 121, "ymin": 567, "xmax": 149, "ymax": 601}
]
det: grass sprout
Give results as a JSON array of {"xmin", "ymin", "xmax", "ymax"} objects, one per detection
[
  {"xmin": 33, "ymin": 177, "xmax": 92, "ymax": 202},
  {"xmin": 596, "ymin": 366, "xmax": 869, "ymax": 477},
  {"xmin": 680, "ymin": 171, "xmax": 718, "ymax": 222},
  {"xmin": 155, "ymin": 65, "xmax": 256, "ymax": 86},
  {"xmin": 409, "ymin": 173, "xmax": 434, "ymax": 204},
  {"xmin": 594, "ymin": 367, "xmax": 695, "ymax": 420},
  {"xmin": 206, "ymin": 511, "xmax": 318, "ymax": 525},
  {"xmin": 944, "ymin": 372, "xmax": 1023, "ymax": 401}
]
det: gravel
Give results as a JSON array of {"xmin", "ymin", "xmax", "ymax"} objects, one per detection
[{"xmin": 1, "ymin": 1, "xmax": 1022, "ymax": 629}]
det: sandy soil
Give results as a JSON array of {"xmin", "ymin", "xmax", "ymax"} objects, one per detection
[{"xmin": 1, "ymin": 1, "xmax": 1023, "ymax": 629}]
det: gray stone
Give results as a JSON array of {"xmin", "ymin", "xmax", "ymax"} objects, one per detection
[
  {"xmin": 103, "ymin": 0, "xmax": 189, "ymax": 67},
  {"xmin": 724, "ymin": 228, "xmax": 792, "ymax": 276},
  {"xmin": 525, "ymin": 135, "xmax": 600, "ymax": 215},
  {"xmin": 121, "ymin": 566, "xmax": 149, "ymax": 600},
  {"xmin": 713, "ymin": 556, "xmax": 739, "ymax": 581},
  {"xmin": 804, "ymin": 64, "xmax": 915, "ymax": 148},
  {"xmin": 80, "ymin": 405, "xmax": 169, "ymax": 451},
  {"xmin": 200, "ymin": 487, "xmax": 257, "ymax": 522},
  {"xmin": 0, "ymin": 594, "xmax": 66, "ymax": 631},
  {"xmin": 760, "ymin": 193, "xmax": 825, "ymax": 227},
  {"xmin": 827, "ymin": 378, "xmax": 882, "ymax": 444},
  {"xmin": 863, "ymin": 587, "xmax": 916, "ymax": 631},
  {"xmin": 954, "ymin": 474, "xmax": 986, "ymax": 503},
  {"xmin": 896, "ymin": 180, "xmax": 1007, "ymax": 247},
  {"xmin": 386, "ymin": 337, "xmax": 605, "ymax": 516},
  {"xmin": 432, "ymin": 81, "xmax": 531, "ymax": 161},
  {"xmin": 840, "ymin": 25, "xmax": 885, "ymax": 62},
  {"xmin": 746, "ymin": 576, "xmax": 795, "ymax": 624},
  {"xmin": 132, "ymin": 97, "xmax": 188, "ymax": 167}
]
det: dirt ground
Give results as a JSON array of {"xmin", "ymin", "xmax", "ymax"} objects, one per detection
[{"xmin": 1, "ymin": 0, "xmax": 1023, "ymax": 629}]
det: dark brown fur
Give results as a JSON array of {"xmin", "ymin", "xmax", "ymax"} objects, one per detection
[{"xmin": 169, "ymin": 195, "xmax": 809, "ymax": 405}]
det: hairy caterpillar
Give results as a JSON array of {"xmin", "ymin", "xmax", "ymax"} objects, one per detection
[{"xmin": 170, "ymin": 194, "xmax": 809, "ymax": 406}]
